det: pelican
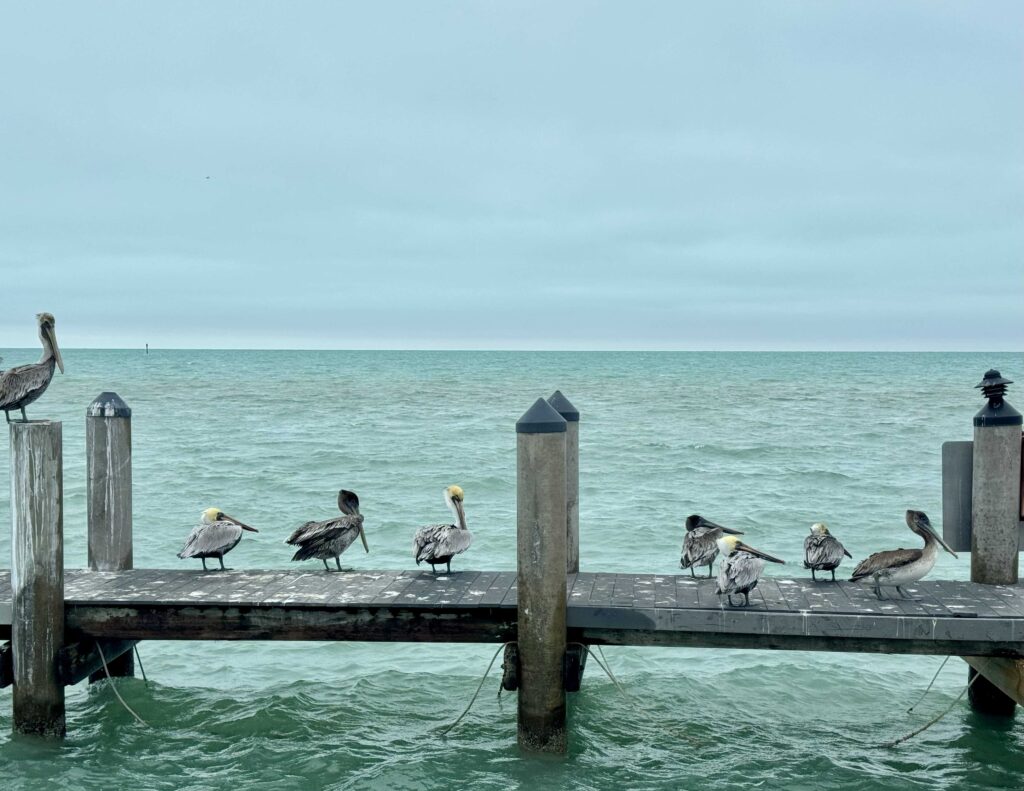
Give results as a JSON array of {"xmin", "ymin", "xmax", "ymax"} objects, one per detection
[
  {"xmin": 1, "ymin": 313, "xmax": 64, "ymax": 423},
  {"xmin": 803, "ymin": 522, "xmax": 852, "ymax": 581},
  {"xmin": 286, "ymin": 490, "xmax": 368, "ymax": 571},
  {"xmin": 715, "ymin": 535, "xmax": 786, "ymax": 607},
  {"xmin": 177, "ymin": 508, "xmax": 258, "ymax": 570},
  {"xmin": 413, "ymin": 485, "xmax": 471, "ymax": 575},
  {"xmin": 679, "ymin": 514, "xmax": 744, "ymax": 578},
  {"xmin": 850, "ymin": 510, "xmax": 957, "ymax": 600}
]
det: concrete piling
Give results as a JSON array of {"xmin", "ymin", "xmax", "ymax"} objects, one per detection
[
  {"xmin": 10, "ymin": 420, "xmax": 65, "ymax": 737},
  {"xmin": 86, "ymin": 392, "xmax": 135, "ymax": 679},
  {"xmin": 516, "ymin": 397, "xmax": 568, "ymax": 753},
  {"xmin": 547, "ymin": 391, "xmax": 580, "ymax": 574},
  {"xmin": 968, "ymin": 369, "xmax": 1022, "ymax": 716}
]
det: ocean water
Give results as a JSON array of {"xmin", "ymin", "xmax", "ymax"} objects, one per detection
[{"xmin": 0, "ymin": 349, "xmax": 1021, "ymax": 790}]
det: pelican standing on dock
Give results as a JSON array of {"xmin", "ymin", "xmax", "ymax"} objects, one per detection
[
  {"xmin": 679, "ymin": 514, "xmax": 744, "ymax": 578},
  {"xmin": 803, "ymin": 522, "xmax": 852, "ymax": 581},
  {"xmin": 0, "ymin": 312, "xmax": 64, "ymax": 423},
  {"xmin": 849, "ymin": 510, "xmax": 957, "ymax": 600},
  {"xmin": 286, "ymin": 490, "xmax": 368, "ymax": 571},
  {"xmin": 715, "ymin": 535, "xmax": 786, "ymax": 607},
  {"xmin": 177, "ymin": 508, "xmax": 259, "ymax": 570},
  {"xmin": 413, "ymin": 485, "xmax": 471, "ymax": 574}
]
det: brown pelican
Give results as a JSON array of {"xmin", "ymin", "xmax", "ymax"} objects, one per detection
[
  {"xmin": 177, "ymin": 508, "xmax": 258, "ymax": 570},
  {"xmin": 803, "ymin": 522, "xmax": 852, "ymax": 581},
  {"xmin": 850, "ymin": 510, "xmax": 957, "ymax": 600},
  {"xmin": 286, "ymin": 490, "xmax": 368, "ymax": 571},
  {"xmin": 413, "ymin": 485, "xmax": 471, "ymax": 574},
  {"xmin": 679, "ymin": 514, "xmax": 744, "ymax": 578},
  {"xmin": 715, "ymin": 535, "xmax": 786, "ymax": 607},
  {"xmin": 1, "ymin": 313, "xmax": 64, "ymax": 423}
]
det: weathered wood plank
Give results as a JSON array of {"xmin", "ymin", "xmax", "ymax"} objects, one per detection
[{"xmin": 477, "ymin": 571, "xmax": 517, "ymax": 607}]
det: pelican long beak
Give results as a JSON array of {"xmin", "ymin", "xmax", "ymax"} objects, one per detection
[
  {"xmin": 223, "ymin": 513, "xmax": 258, "ymax": 532},
  {"xmin": 910, "ymin": 511, "xmax": 958, "ymax": 559},
  {"xmin": 44, "ymin": 324, "xmax": 64, "ymax": 374},
  {"xmin": 453, "ymin": 498, "xmax": 467, "ymax": 530},
  {"xmin": 699, "ymin": 517, "xmax": 743, "ymax": 536},
  {"xmin": 359, "ymin": 526, "xmax": 369, "ymax": 553},
  {"xmin": 736, "ymin": 541, "xmax": 785, "ymax": 564},
  {"xmin": 931, "ymin": 528, "xmax": 958, "ymax": 558}
]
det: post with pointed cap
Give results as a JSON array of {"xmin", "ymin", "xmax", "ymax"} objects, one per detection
[
  {"xmin": 516, "ymin": 397, "xmax": 568, "ymax": 753},
  {"xmin": 86, "ymin": 392, "xmax": 134, "ymax": 679},
  {"xmin": 548, "ymin": 391, "xmax": 580, "ymax": 574},
  {"xmin": 968, "ymin": 369, "xmax": 1021, "ymax": 716},
  {"xmin": 10, "ymin": 420, "xmax": 65, "ymax": 737}
]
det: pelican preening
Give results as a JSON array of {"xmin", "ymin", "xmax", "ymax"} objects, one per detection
[
  {"xmin": 680, "ymin": 515, "xmax": 744, "ymax": 578},
  {"xmin": 0, "ymin": 313, "xmax": 64, "ymax": 423},
  {"xmin": 803, "ymin": 522, "xmax": 852, "ymax": 581},
  {"xmin": 850, "ymin": 510, "xmax": 957, "ymax": 600},
  {"xmin": 177, "ymin": 508, "xmax": 259, "ymax": 570},
  {"xmin": 286, "ymin": 489, "xmax": 368, "ymax": 571},
  {"xmin": 715, "ymin": 535, "xmax": 786, "ymax": 607},
  {"xmin": 413, "ymin": 485, "xmax": 471, "ymax": 574}
]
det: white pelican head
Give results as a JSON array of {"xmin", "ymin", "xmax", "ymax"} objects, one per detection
[
  {"xmin": 36, "ymin": 312, "xmax": 64, "ymax": 374},
  {"xmin": 810, "ymin": 522, "xmax": 829, "ymax": 536},
  {"xmin": 717, "ymin": 534, "xmax": 786, "ymax": 564},
  {"xmin": 201, "ymin": 507, "xmax": 258, "ymax": 532},
  {"xmin": 444, "ymin": 485, "xmax": 467, "ymax": 529}
]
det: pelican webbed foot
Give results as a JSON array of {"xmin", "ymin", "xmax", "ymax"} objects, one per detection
[{"xmin": 896, "ymin": 586, "xmax": 920, "ymax": 601}]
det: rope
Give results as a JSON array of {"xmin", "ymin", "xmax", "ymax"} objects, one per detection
[
  {"xmin": 133, "ymin": 643, "xmax": 149, "ymax": 684},
  {"xmin": 439, "ymin": 642, "xmax": 511, "ymax": 737},
  {"xmin": 879, "ymin": 669, "xmax": 981, "ymax": 748},
  {"xmin": 96, "ymin": 642, "xmax": 149, "ymax": 727},
  {"xmin": 907, "ymin": 656, "xmax": 950, "ymax": 714}
]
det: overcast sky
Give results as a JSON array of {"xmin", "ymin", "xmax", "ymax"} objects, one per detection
[{"xmin": 1, "ymin": 2, "xmax": 1021, "ymax": 350}]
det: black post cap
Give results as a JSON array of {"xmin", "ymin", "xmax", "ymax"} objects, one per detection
[
  {"xmin": 973, "ymin": 370, "xmax": 1021, "ymax": 427},
  {"xmin": 87, "ymin": 392, "xmax": 131, "ymax": 418},
  {"xmin": 547, "ymin": 390, "xmax": 579, "ymax": 422},
  {"xmin": 516, "ymin": 397, "xmax": 567, "ymax": 434}
]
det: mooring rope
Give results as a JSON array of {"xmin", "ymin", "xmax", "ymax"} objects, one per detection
[
  {"xmin": 906, "ymin": 656, "xmax": 951, "ymax": 714},
  {"xmin": 133, "ymin": 643, "xmax": 149, "ymax": 684},
  {"xmin": 96, "ymin": 642, "xmax": 149, "ymax": 727},
  {"xmin": 879, "ymin": 669, "xmax": 980, "ymax": 748},
  {"xmin": 439, "ymin": 642, "xmax": 512, "ymax": 737}
]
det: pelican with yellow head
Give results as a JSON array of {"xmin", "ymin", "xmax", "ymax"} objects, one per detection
[
  {"xmin": 715, "ymin": 534, "xmax": 786, "ymax": 607},
  {"xmin": 413, "ymin": 485, "xmax": 471, "ymax": 575},
  {"xmin": 1, "ymin": 312, "xmax": 65, "ymax": 423},
  {"xmin": 177, "ymin": 507, "xmax": 259, "ymax": 571}
]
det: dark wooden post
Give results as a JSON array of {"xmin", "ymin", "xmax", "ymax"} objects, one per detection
[
  {"xmin": 87, "ymin": 392, "xmax": 134, "ymax": 680},
  {"xmin": 516, "ymin": 398, "xmax": 568, "ymax": 753},
  {"xmin": 10, "ymin": 420, "xmax": 65, "ymax": 737},
  {"xmin": 968, "ymin": 369, "xmax": 1021, "ymax": 716},
  {"xmin": 547, "ymin": 391, "xmax": 580, "ymax": 574}
]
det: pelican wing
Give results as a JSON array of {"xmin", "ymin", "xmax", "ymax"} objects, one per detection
[
  {"xmin": 850, "ymin": 548, "xmax": 921, "ymax": 581},
  {"xmin": 177, "ymin": 521, "xmax": 243, "ymax": 558},
  {"xmin": 716, "ymin": 552, "xmax": 765, "ymax": 595},
  {"xmin": 413, "ymin": 524, "xmax": 472, "ymax": 563},
  {"xmin": 681, "ymin": 528, "xmax": 718, "ymax": 569},
  {"xmin": 286, "ymin": 515, "xmax": 361, "ymax": 546},
  {"xmin": 0, "ymin": 362, "xmax": 51, "ymax": 411},
  {"xmin": 804, "ymin": 534, "xmax": 850, "ymax": 569}
]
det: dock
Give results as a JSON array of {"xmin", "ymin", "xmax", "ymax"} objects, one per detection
[{"xmin": 1, "ymin": 570, "xmax": 1022, "ymax": 656}]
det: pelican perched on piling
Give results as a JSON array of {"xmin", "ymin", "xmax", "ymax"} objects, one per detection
[
  {"xmin": 715, "ymin": 535, "xmax": 786, "ymax": 607},
  {"xmin": 286, "ymin": 490, "xmax": 368, "ymax": 571},
  {"xmin": 803, "ymin": 522, "xmax": 852, "ymax": 581},
  {"xmin": 413, "ymin": 485, "xmax": 471, "ymax": 574},
  {"xmin": 0, "ymin": 313, "xmax": 64, "ymax": 423},
  {"xmin": 850, "ymin": 510, "xmax": 957, "ymax": 600},
  {"xmin": 177, "ymin": 508, "xmax": 259, "ymax": 571},
  {"xmin": 680, "ymin": 515, "xmax": 744, "ymax": 578}
]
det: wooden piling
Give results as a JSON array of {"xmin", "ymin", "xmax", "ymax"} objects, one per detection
[
  {"xmin": 516, "ymin": 398, "xmax": 568, "ymax": 753},
  {"xmin": 10, "ymin": 420, "xmax": 65, "ymax": 737},
  {"xmin": 548, "ymin": 391, "xmax": 580, "ymax": 574},
  {"xmin": 968, "ymin": 369, "xmax": 1022, "ymax": 716},
  {"xmin": 86, "ymin": 393, "xmax": 135, "ymax": 680}
]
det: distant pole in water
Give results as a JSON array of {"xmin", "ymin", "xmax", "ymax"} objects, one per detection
[
  {"xmin": 10, "ymin": 420, "xmax": 65, "ymax": 737},
  {"xmin": 547, "ymin": 390, "xmax": 580, "ymax": 574},
  {"xmin": 86, "ymin": 392, "xmax": 135, "ymax": 680},
  {"xmin": 145, "ymin": 344, "xmax": 148, "ymax": 355},
  {"xmin": 516, "ymin": 397, "xmax": 568, "ymax": 753},
  {"xmin": 968, "ymin": 370, "xmax": 1022, "ymax": 716}
]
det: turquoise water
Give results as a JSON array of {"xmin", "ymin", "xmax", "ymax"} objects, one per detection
[{"xmin": 0, "ymin": 350, "xmax": 1021, "ymax": 790}]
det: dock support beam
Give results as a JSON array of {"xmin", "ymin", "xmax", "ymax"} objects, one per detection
[
  {"xmin": 548, "ymin": 391, "xmax": 580, "ymax": 574},
  {"xmin": 516, "ymin": 398, "xmax": 568, "ymax": 753},
  {"xmin": 968, "ymin": 369, "xmax": 1021, "ymax": 716},
  {"xmin": 10, "ymin": 420, "xmax": 65, "ymax": 737},
  {"xmin": 86, "ymin": 392, "xmax": 135, "ymax": 681}
]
